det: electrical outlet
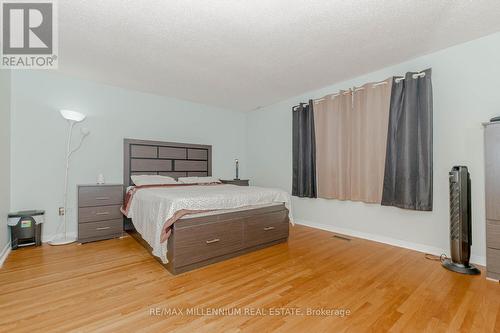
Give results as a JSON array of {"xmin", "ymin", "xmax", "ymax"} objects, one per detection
[{"xmin": 59, "ymin": 207, "xmax": 65, "ymax": 216}]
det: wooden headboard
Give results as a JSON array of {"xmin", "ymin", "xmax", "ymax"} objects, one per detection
[{"xmin": 123, "ymin": 138, "xmax": 212, "ymax": 187}]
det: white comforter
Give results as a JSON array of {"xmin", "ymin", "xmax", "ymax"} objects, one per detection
[{"xmin": 125, "ymin": 184, "xmax": 292, "ymax": 263}]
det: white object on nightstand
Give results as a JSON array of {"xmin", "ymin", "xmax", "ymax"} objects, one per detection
[{"xmin": 97, "ymin": 173, "xmax": 105, "ymax": 184}]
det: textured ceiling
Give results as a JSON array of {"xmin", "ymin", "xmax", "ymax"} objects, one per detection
[{"xmin": 58, "ymin": 1, "xmax": 500, "ymax": 111}]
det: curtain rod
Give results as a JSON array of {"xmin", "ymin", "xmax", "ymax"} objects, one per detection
[
  {"xmin": 395, "ymin": 72, "xmax": 426, "ymax": 83},
  {"xmin": 293, "ymin": 71, "xmax": 427, "ymax": 109}
]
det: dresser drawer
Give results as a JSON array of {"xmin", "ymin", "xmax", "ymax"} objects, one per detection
[
  {"xmin": 174, "ymin": 220, "xmax": 244, "ymax": 267},
  {"xmin": 244, "ymin": 210, "xmax": 289, "ymax": 248},
  {"xmin": 79, "ymin": 205, "xmax": 122, "ymax": 223},
  {"xmin": 78, "ymin": 219, "xmax": 123, "ymax": 241},
  {"xmin": 487, "ymin": 220, "xmax": 500, "ymax": 250},
  {"xmin": 79, "ymin": 186, "xmax": 123, "ymax": 207},
  {"xmin": 487, "ymin": 248, "xmax": 500, "ymax": 273}
]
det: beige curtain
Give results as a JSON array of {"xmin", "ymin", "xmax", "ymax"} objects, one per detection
[
  {"xmin": 350, "ymin": 78, "xmax": 392, "ymax": 203},
  {"xmin": 314, "ymin": 78, "xmax": 392, "ymax": 203},
  {"xmin": 314, "ymin": 91, "xmax": 352, "ymax": 200}
]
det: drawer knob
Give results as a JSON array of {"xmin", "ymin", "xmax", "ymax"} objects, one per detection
[
  {"xmin": 206, "ymin": 238, "xmax": 220, "ymax": 244},
  {"xmin": 96, "ymin": 226, "xmax": 111, "ymax": 231},
  {"xmin": 96, "ymin": 212, "xmax": 110, "ymax": 215},
  {"xmin": 95, "ymin": 197, "xmax": 110, "ymax": 200},
  {"xmin": 263, "ymin": 226, "xmax": 275, "ymax": 231}
]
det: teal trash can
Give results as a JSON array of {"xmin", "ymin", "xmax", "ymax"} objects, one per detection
[{"xmin": 8, "ymin": 210, "xmax": 44, "ymax": 250}]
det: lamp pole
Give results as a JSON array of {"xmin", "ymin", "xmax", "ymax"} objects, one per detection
[
  {"xmin": 49, "ymin": 110, "xmax": 88, "ymax": 246},
  {"xmin": 235, "ymin": 159, "xmax": 239, "ymax": 180},
  {"xmin": 62, "ymin": 120, "xmax": 75, "ymax": 242}
]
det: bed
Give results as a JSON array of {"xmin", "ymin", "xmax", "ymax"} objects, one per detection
[{"xmin": 123, "ymin": 139, "xmax": 292, "ymax": 274}]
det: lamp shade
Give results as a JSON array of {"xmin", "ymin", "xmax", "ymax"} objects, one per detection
[{"xmin": 60, "ymin": 109, "xmax": 86, "ymax": 122}]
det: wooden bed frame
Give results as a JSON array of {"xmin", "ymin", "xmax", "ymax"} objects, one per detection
[{"xmin": 123, "ymin": 138, "xmax": 289, "ymax": 274}]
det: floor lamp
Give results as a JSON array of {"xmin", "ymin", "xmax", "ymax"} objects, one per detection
[{"xmin": 49, "ymin": 110, "xmax": 89, "ymax": 246}]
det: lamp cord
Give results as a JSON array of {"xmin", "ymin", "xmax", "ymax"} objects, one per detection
[
  {"xmin": 68, "ymin": 130, "xmax": 89, "ymax": 159},
  {"xmin": 425, "ymin": 253, "xmax": 448, "ymax": 263}
]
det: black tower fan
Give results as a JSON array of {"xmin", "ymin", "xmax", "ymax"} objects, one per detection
[{"xmin": 442, "ymin": 166, "xmax": 480, "ymax": 275}]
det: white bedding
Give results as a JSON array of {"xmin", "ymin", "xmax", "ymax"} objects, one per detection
[{"xmin": 125, "ymin": 184, "xmax": 292, "ymax": 263}]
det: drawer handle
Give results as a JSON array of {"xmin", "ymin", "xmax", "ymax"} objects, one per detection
[
  {"xmin": 263, "ymin": 226, "xmax": 275, "ymax": 231},
  {"xmin": 206, "ymin": 238, "xmax": 220, "ymax": 244},
  {"xmin": 96, "ymin": 227, "xmax": 111, "ymax": 231},
  {"xmin": 95, "ymin": 197, "xmax": 110, "ymax": 200},
  {"xmin": 96, "ymin": 212, "xmax": 110, "ymax": 215}
]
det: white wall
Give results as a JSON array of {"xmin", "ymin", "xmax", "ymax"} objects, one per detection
[
  {"xmin": 247, "ymin": 32, "xmax": 500, "ymax": 264},
  {"xmin": 10, "ymin": 71, "xmax": 247, "ymax": 240},
  {"xmin": 0, "ymin": 70, "xmax": 11, "ymax": 262}
]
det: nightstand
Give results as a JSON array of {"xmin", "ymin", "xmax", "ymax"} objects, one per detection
[
  {"xmin": 77, "ymin": 184, "xmax": 124, "ymax": 243},
  {"xmin": 221, "ymin": 179, "xmax": 249, "ymax": 186}
]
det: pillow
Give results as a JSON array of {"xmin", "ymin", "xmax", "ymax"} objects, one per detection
[
  {"xmin": 131, "ymin": 175, "xmax": 178, "ymax": 186},
  {"xmin": 178, "ymin": 176, "xmax": 221, "ymax": 184}
]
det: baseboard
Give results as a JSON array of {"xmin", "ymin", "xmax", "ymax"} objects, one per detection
[
  {"xmin": 42, "ymin": 232, "xmax": 77, "ymax": 243},
  {"xmin": 0, "ymin": 241, "xmax": 11, "ymax": 267},
  {"xmin": 470, "ymin": 254, "xmax": 487, "ymax": 267},
  {"xmin": 295, "ymin": 219, "xmax": 486, "ymax": 266}
]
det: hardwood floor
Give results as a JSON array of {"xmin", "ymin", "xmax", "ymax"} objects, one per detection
[{"xmin": 1, "ymin": 225, "xmax": 499, "ymax": 332}]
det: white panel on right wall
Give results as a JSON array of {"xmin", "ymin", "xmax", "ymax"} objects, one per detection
[{"xmin": 246, "ymin": 31, "xmax": 500, "ymax": 265}]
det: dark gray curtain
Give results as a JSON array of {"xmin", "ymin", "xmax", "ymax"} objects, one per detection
[
  {"xmin": 292, "ymin": 100, "xmax": 317, "ymax": 198},
  {"xmin": 382, "ymin": 69, "xmax": 433, "ymax": 211}
]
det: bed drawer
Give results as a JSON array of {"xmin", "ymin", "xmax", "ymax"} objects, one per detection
[
  {"xmin": 174, "ymin": 220, "xmax": 244, "ymax": 267},
  {"xmin": 244, "ymin": 210, "xmax": 289, "ymax": 248},
  {"xmin": 79, "ymin": 205, "xmax": 122, "ymax": 223},
  {"xmin": 78, "ymin": 219, "xmax": 123, "ymax": 242},
  {"xmin": 78, "ymin": 186, "xmax": 123, "ymax": 207}
]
